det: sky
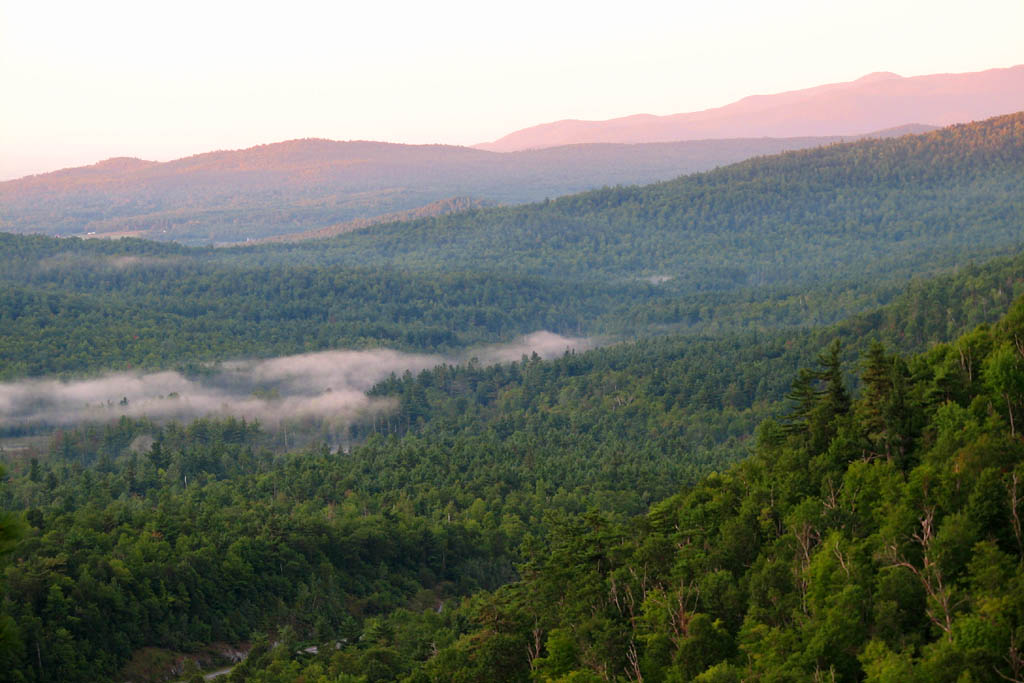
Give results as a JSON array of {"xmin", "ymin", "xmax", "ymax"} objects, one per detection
[{"xmin": 1, "ymin": 0, "xmax": 1022, "ymax": 180}]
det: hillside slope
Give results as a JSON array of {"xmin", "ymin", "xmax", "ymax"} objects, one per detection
[
  {"xmin": 254, "ymin": 112, "xmax": 1024, "ymax": 293},
  {"xmin": 2, "ymin": 250, "xmax": 1024, "ymax": 682},
  {"xmin": 2, "ymin": 114, "xmax": 1022, "ymax": 381},
  {"xmin": 0, "ymin": 131, "xmax": 927, "ymax": 245}
]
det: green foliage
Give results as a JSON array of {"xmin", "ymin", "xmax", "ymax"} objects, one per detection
[
  {"xmin": 0, "ymin": 465, "xmax": 26, "ymax": 674},
  {"xmin": 4, "ymin": 114, "xmax": 1024, "ymax": 681},
  {"xmin": 5, "ymin": 287, "xmax": 1024, "ymax": 681},
  {"xmin": 4, "ymin": 114, "xmax": 1024, "ymax": 381},
  {"xmin": 0, "ymin": 237, "xmax": 636, "ymax": 378},
  {"xmin": 368, "ymin": 295, "xmax": 1024, "ymax": 682},
  {"xmin": 247, "ymin": 113, "xmax": 1024, "ymax": 291}
]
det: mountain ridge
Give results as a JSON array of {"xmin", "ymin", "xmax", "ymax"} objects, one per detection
[
  {"xmin": 475, "ymin": 64, "xmax": 1024, "ymax": 151},
  {"xmin": 276, "ymin": 112, "xmax": 1024, "ymax": 292},
  {"xmin": 0, "ymin": 129, "xmax": 934, "ymax": 244}
]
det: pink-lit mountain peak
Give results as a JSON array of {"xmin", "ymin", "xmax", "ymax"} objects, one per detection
[
  {"xmin": 855, "ymin": 71, "xmax": 902, "ymax": 83},
  {"xmin": 476, "ymin": 65, "xmax": 1024, "ymax": 152}
]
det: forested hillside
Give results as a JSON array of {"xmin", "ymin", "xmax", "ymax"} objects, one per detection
[
  {"xmin": 255, "ymin": 112, "xmax": 1024, "ymax": 293},
  {"xmin": 156, "ymin": 280, "xmax": 1024, "ymax": 682},
  {"xmin": 1, "ymin": 254, "xmax": 1023, "ymax": 681},
  {"xmin": 3, "ymin": 114, "xmax": 1023, "ymax": 381},
  {"xmin": 363, "ymin": 297, "xmax": 1024, "ymax": 682},
  {"xmin": 2, "ymin": 113, "xmax": 1024, "ymax": 682},
  {"xmin": 0, "ymin": 234, "xmax": 625, "ymax": 378}
]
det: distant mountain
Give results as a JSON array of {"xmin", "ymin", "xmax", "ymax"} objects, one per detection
[
  {"xmin": 0, "ymin": 131, "xmax": 928, "ymax": 244},
  {"xmin": 274, "ymin": 112, "xmax": 1024, "ymax": 293},
  {"xmin": 476, "ymin": 65, "xmax": 1024, "ymax": 151}
]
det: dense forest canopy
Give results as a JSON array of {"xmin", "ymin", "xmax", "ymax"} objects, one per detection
[
  {"xmin": 2, "ymin": 253, "xmax": 1024, "ymax": 681},
  {"xmin": 2, "ymin": 113, "xmax": 1024, "ymax": 682},
  {"xmin": 374, "ymin": 295, "xmax": 1024, "ymax": 682},
  {"xmin": 233, "ymin": 113, "xmax": 1024, "ymax": 291},
  {"xmin": 2, "ymin": 114, "xmax": 1024, "ymax": 382}
]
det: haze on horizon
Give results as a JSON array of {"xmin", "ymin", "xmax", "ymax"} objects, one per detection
[{"xmin": 2, "ymin": 0, "xmax": 1022, "ymax": 180}]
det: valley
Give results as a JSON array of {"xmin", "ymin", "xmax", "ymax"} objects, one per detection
[{"xmin": 2, "ymin": 89, "xmax": 1024, "ymax": 682}]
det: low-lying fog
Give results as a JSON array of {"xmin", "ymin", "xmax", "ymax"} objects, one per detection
[{"xmin": 0, "ymin": 332, "xmax": 592, "ymax": 429}]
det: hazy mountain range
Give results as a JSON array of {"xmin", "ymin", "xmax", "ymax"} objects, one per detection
[
  {"xmin": 1, "ymin": 64, "xmax": 1020, "ymax": 245},
  {"xmin": 476, "ymin": 64, "xmax": 1024, "ymax": 151},
  {"xmin": 0, "ymin": 130, "xmax": 930, "ymax": 245}
]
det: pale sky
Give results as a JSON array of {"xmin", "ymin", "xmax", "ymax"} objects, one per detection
[{"xmin": 2, "ymin": 0, "xmax": 1022, "ymax": 180}]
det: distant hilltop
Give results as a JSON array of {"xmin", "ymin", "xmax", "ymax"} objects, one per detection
[
  {"xmin": 475, "ymin": 64, "xmax": 1024, "ymax": 152},
  {"xmin": 0, "ymin": 130, "xmax": 931, "ymax": 245}
]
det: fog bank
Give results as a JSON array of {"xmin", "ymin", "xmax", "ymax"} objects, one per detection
[{"xmin": 0, "ymin": 332, "xmax": 590, "ymax": 428}]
